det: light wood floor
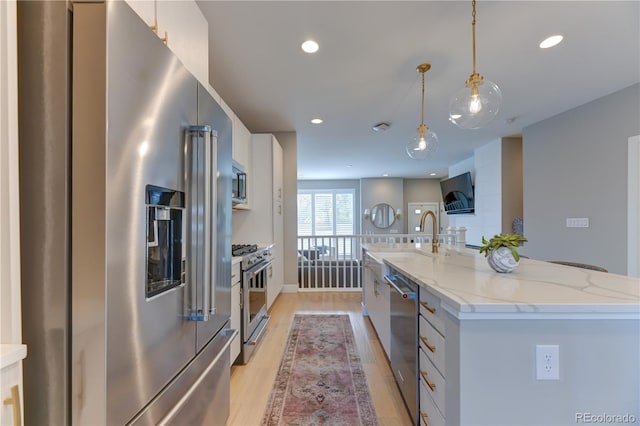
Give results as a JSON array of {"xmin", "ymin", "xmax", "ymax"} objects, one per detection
[{"xmin": 227, "ymin": 292, "xmax": 413, "ymax": 426}]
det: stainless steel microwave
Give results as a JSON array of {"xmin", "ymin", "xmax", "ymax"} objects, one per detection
[{"xmin": 232, "ymin": 160, "xmax": 247, "ymax": 205}]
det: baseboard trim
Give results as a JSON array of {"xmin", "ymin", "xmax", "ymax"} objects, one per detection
[{"xmin": 282, "ymin": 284, "xmax": 299, "ymax": 293}]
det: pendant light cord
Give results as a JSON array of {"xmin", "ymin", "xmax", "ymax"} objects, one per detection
[
  {"xmin": 420, "ymin": 70, "xmax": 425, "ymax": 127},
  {"xmin": 471, "ymin": 0, "xmax": 477, "ymax": 76},
  {"xmin": 416, "ymin": 63, "xmax": 431, "ymax": 135}
]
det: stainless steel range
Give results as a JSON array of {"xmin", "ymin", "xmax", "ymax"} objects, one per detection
[{"xmin": 232, "ymin": 244, "xmax": 273, "ymax": 364}]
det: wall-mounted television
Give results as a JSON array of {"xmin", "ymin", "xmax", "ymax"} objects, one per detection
[{"xmin": 440, "ymin": 171, "xmax": 475, "ymax": 214}]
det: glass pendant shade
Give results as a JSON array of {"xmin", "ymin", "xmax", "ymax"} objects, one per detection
[
  {"xmin": 406, "ymin": 63, "xmax": 437, "ymax": 160},
  {"xmin": 406, "ymin": 127, "xmax": 438, "ymax": 160},
  {"xmin": 450, "ymin": 0, "xmax": 502, "ymax": 130},
  {"xmin": 449, "ymin": 79, "xmax": 502, "ymax": 129}
]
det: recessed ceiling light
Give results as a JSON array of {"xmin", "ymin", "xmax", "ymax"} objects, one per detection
[
  {"xmin": 539, "ymin": 35, "xmax": 563, "ymax": 49},
  {"xmin": 310, "ymin": 118, "xmax": 323, "ymax": 124},
  {"xmin": 430, "ymin": 172, "xmax": 437, "ymax": 176},
  {"xmin": 301, "ymin": 40, "xmax": 319, "ymax": 53},
  {"xmin": 382, "ymin": 174, "xmax": 389, "ymax": 177}
]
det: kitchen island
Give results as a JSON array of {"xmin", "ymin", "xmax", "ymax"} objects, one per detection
[{"xmin": 363, "ymin": 243, "xmax": 640, "ymax": 426}]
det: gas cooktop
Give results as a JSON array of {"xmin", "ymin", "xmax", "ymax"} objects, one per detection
[{"xmin": 231, "ymin": 244, "xmax": 258, "ymax": 257}]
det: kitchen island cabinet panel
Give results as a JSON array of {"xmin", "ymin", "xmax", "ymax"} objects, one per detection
[
  {"xmin": 456, "ymin": 318, "xmax": 639, "ymax": 426},
  {"xmin": 363, "ymin": 243, "xmax": 640, "ymax": 426}
]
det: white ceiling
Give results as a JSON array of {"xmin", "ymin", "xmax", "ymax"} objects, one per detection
[{"xmin": 197, "ymin": 1, "xmax": 640, "ymax": 180}]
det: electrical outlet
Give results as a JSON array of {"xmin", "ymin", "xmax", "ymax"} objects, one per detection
[{"xmin": 536, "ymin": 345, "xmax": 560, "ymax": 380}]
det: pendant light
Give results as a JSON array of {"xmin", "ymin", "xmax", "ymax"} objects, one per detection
[
  {"xmin": 449, "ymin": 0, "xmax": 502, "ymax": 129},
  {"xmin": 406, "ymin": 63, "xmax": 438, "ymax": 160}
]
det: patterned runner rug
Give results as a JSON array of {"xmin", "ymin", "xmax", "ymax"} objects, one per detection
[{"xmin": 261, "ymin": 314, "xmax": 378, "ymax": 426}]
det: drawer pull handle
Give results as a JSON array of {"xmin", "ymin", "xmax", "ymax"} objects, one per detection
[
  {"xmin": 420, "ymin": 301, "xmax": 436, "ymax": 314},
  {"xmin": 420, "ymin": 410, "xmax": 430, "ymax": 426},
  {"xmin": 420, "ymin": 369, "xmax": 436, "ymax": 391},
  {"xmin": 420, "ymin": 335, "xmax": 436, "ymax": 352},
  {"xmin": 3, "ymin": 385, "xmax": 21, "ymax": 426}
]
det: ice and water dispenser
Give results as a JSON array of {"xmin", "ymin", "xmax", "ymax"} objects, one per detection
[{"xmin": 145, "ymin": 185, "xmax": 185, "ymax": 299}]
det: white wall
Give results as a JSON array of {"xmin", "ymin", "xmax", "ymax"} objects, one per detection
[
  {"xmin": 522, "ymin": 84, "xmax": 640, "ymax": 274},
  {"xmin": 360, "ymin": 178, "xmax": 404, "ymax": 234},
  {"xmin": 402, "ymin": 178, "xmax": 442, "ymax": 205},
  {"xmin": 447, "ymin": 140, "xmax": 503, "ymax": 246},
  {"xmin": 402, "ymin": 178, "xmax": 443, "ymax": 234},
  {"xmin": 501, "ymin": 138, "xmax": 523, "ymax": 234}
]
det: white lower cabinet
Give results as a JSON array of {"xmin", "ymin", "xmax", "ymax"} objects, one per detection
[
  {"xmin": 419, "ymin": 287, "xmax": 447, "ymax": 426},
  {"xmin": 419, "ymin": 378, "xmax": 445, "ymax": 426},
  {"xmin": 362, "ymin": 252, "xmax": 390, "ymax": 357},
  {"xmin": 230, "ymin": 261, "xmax": 241, "ymax": 365},
  {"xmin": 1, "ymin": 345, "xmax": 26, "ymax": 426}
]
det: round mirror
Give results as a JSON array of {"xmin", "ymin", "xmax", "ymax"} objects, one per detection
[{"xmin": 370, "ymin": 203, "xmax": 396, "ymax": 229}]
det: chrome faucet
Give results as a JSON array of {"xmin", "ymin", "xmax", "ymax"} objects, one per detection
[{"xmin": 419, "ymin": 210, "xmax": 439, "ymax": 253}]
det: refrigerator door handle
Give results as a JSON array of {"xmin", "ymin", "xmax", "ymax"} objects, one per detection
[
  {"xmin": 186, "ymin": 125, "xmax": 216, "ymax": 321},
  {"xmin": 202, "ymin": 128, "xmax": 212, "ymax": 318},
  {"xmin": 206, "ymin": 128, "xmax": 218, "ymax": 316}
]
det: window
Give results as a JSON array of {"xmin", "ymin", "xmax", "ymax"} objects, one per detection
[{"xmin": 297, "ymin": 189, "xmax": 355, "ymax": 256}]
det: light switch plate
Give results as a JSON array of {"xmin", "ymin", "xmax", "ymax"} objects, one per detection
[{"xmin": 566, "ymin": 217, "xmax": 589, "ymax": 228}]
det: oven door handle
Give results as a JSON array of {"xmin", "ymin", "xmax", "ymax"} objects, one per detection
[{"xmin": 244, "ymin": 259, "xmax": 271, "ymax": 278}]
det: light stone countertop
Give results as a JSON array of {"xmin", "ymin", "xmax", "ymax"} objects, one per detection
[
  {"xmin": 0, "ymin": 344, "xmax": 27, "ymax": 369},
  {"xmin": 363, "ymin": 243, "xmax": 640, "ymax": 319}
]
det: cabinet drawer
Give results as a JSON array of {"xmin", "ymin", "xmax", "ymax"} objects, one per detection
[
  {"xmin": 231, "ymin": 262, "xmax": 241, "ymax": 285},
  {"xmin": 419, "ymin": 347, "xmax": 445, "ymax": 415},
  {"xmin": 419, "ymin": 289, "xmax": 444, "ymax": 335},
  {"xmin": 419, "ymin": 380, "xmax": 446, "ymax": 426},
  {"xmin": 419, "ymin": 314, "xmax": 445, "ymax": 376}
]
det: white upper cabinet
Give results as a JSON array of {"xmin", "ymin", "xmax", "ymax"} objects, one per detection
[
  {"xmin": 124, "ymin": 0, "xmax": 154, "ymax": 26},
  {"xmin": 124, "ymin": 0, "xmax": 255, "ymax": 191},
  {"xmin": 234, "ymin": 116, "xmax": 251, "ymax": 171},
  {"xmin": 125, "ymin": 0, "xmax": 208, "ymax": 85},
  {"xmin": 272, "ymin": 140, "xmax": 283, "ymax": 202}
]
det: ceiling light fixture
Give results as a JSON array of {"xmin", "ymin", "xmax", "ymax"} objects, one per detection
[
  {"xmin": 539, "ymin": 35, "xmax": 563, "ymax": 49},
  {"xmin": 301, "ymin": 40, "xmax": 319, "ymax": 53},
  {"xmin": 449, "ymin": 0, "xmax": 502, "ymax": 129},
  {"xmin": 430, "ymin": 172, "xmax": 437, "ymax": 176},
  {"xmin": 310, "ymin": 118, "xmax": 323, "ymax": 124},
  {"xmin": 406, "ymin": 63, "xmax": 438, "ymax": 160}
]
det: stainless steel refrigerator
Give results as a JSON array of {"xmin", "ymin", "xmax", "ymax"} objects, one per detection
[{"xmin": 17, "ymin": 1, "xmax": 234, "ymax": 424}]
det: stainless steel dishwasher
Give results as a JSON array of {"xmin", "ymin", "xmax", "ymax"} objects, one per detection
[{"xmin": 384, "ymin": 270, "xmax": 418, "ymax": 424}]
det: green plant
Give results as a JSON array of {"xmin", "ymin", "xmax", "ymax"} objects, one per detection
[{"xmin": 479, "ymin": 233, "xmax": 528, "ymax": 261}]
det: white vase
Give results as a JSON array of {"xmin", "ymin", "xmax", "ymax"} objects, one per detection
[{"xmin": 487, "ymin": 247, "xmax": 519, "ymax": 273}]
